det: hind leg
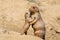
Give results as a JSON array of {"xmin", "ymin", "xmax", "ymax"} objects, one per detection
[
  {"xmin": 21, "ymin": 23, "xmax": 30, "ymax": 35},
  {"xmin": 24, "ymin": 31, "xmax": 27, "ymax": 35},
  {"xmin": 34, "ymin": 30, "xmax": 45, "ymax": 38},
  {"xmin": 32, "ymin": 26, "xmax": 45, "ymax": 40}
]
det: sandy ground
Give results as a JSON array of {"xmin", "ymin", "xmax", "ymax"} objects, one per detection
[
  {"xmin": 0, "ymin": 0, "xmax": 60, "ymax": 40},
  {"xmin": 0, "ymin": 28, "xmax": 42, "ymax": 40},
  {"xmin": 0, "ymin": 35, "xmax": 42, "ymax": 40}
]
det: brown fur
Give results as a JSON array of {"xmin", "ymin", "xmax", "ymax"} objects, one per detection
[{"xmin": 21, "ymin": 6, "xmax": 45, "ymax": 40}]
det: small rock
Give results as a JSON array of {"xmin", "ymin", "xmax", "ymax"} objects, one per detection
[{"xmin": 55, "ymin": 29, "xmax": 60, "ymax": 33}]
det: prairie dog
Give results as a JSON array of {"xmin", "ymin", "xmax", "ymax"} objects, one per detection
[{"xmin": 21, "ymin": 6, "xmax": 45, "ymax": 40}]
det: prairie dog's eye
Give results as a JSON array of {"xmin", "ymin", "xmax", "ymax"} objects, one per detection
[{"xmin": 33, "ymin": 7, "xmax": 35, "ymax": 9}]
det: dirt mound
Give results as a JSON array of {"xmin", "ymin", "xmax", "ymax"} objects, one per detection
[
  {"xmin": 0, "ymin": 28, "xmax": 42, "ymax": 40},
  {"xmin": 0, "ymin": 34, "xmax": 42, "ymax": 40}
]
